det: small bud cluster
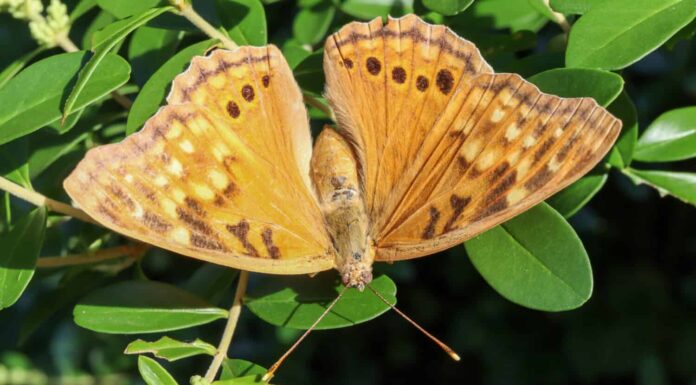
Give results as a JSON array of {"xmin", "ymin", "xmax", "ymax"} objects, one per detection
[{"xmin": 0, "ymin": 0, "xmax": 70, "ymax": 48}]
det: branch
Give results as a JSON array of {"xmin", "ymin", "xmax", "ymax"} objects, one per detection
[
  {"xmin": 173, "ymin": 1, "xmax": 238, "ymax": 51},
  {"xmin": 37, "ymin": 244, "xmax": 147, "ymax": 268},
  {"xmin": 204, "ymin": 271, "xmax": 250, "ymax": 382},
  {"xmin": 0, "ymin": 176, "xmax": 97, "ymax": 225}
]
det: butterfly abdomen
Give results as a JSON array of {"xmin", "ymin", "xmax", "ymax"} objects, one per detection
[{"xmin": 310, "ymin": 127, "xmax": 373, "ymax": 289}]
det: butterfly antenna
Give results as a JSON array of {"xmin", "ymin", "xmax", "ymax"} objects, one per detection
[
  {"xmin": 367, "ymin": 285, "xmax": 461, "ymax": 362},
  {"xmin": 262, "ymin": 286, "xmax": 349, "ymax": 382}
]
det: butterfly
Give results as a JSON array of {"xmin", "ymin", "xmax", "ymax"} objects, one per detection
[{"xmin": 64, "ymin": 14, "xmax": 621, "ymax": 292}]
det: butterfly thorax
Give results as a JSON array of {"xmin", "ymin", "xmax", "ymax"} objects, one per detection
[{"xmin": 310, "ymin": 127, "xmax": 373, "ymax": 290}]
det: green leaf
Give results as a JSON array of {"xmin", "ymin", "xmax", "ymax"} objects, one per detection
[
  {"xmin": 0, "ymin": 47, "xmax": 45, "ymax": 89},
  {"xmin": 0, "ymin": 206, "xmax": 47, "ymax": 310},
  {"xmin": 634, "ymin": 106, "xmax": 696, "ymax": 162},
  {"xmin": 245, "ymin": 273, "xmax": 396, "ymax": 330},
  {"xmin": 183, "ymin": 264, "xmax": 238, "ymax": 304},
  {"xmin": 293, "ymin": 3, "xmax": 336, "ymax": 45},
  {"xmin": 566, "ymin": 0, "xmax": 696, "ymax": 70},
  {"xmin": 73, "ymin": 280, "xmax": 228, "ymax": 334},
  {"xmin": 0, "ymin": 139, "xmax": 31, "ymax": 188},
  {"xmin": 294, "ymin": 50, "xmax": 323, "ymax": 96},
  {"xmin": 422, "ymin": 0, "xmax": 473, "ymax": 16},
  {"xmin": 216, "ymin": 0, "xmax": 267, "ymax": 46},
  {"xmin": 527, "ymin": 0, "xmax": 561, "ymax": 21},
  {"xmin": 128, "ymin": 26, "xmax": 182, "ymax": 87},
  {"xmin": 126, "ymin": 40, "xmax": 214, "ymax": 135},
  {"xmin": 27, "ymin": 128, "xmax": 90, "ymax": 179},
  {"xmin": 472, "ymin": 30, "xmax": 537, "ymax": 59},
  {"xmin": 607, "ymin": 91, "xmax": 638, "ymax": 168},
  {"xmin": 465, "ymin": 203, "xmax": 593, "ymax": 311},
  {"xmin": 547, "ymin": 171, "xmax": 608, "ymax": 217},
  {"xmin": 472, "ymin": 0, "xmax": 548, "ymax": 32},
  {"xmin": 220, "ymin": 359, "xmax": 267, "ymax": 380},
  {"xmin": 97, "ymin": 0, "xmax": 161, "ymax": 18},
  {"xmin": 81, "ymin": 10, "xmax": 116, "ymax": 49},
  {"xmin": 623, "ymin": 168, "xmax": 696, "ymax": 205},
  {"xmin": 549, "ymin": 0, "xmax": 603, "ymax": 15},
  {"xmin": 528, "ymin": 68, "xmax": 624, "ymax": 106},
  {"xmin": 0, "ymin": 52, "xmax": 129, "ymax": 146},
  {"xmin": 281, "ymin": 39, "xmax": 312, "ymax": 69},
  {"xmin": 62, "ymin": 7, "xmax": 174, "ymax": 122},
  {"xmin": 138, "ymin": 356, "xmax": 178, "ymax": 385},
  {"xmin": 340, "ymin": 0, "xmax": 414, "ymax": 20},
  {"xmin": 71, "ymin": 0, "xmax": 99, "ymax": 21},
  {"xmin": 125, "ymin": 337, "xmax": 216, "ymax": 361}
]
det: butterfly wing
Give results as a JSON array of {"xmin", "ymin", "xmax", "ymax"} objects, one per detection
[
  {"xmin": 64, "ymin": 46, "xmax": 334, "ymax": 274},
  {"xmin": 323, "ymin": 16, "xmax": 621, "ymax": 261}
]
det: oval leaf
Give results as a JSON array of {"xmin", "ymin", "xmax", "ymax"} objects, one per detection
[
  {"xmin": 0, "ymin": 206, "xmax": 47, "ymax": 309},
  {"xmin": 528, "ymin": 68, "xmax": 624, "ymax": 106},
  {"xmin": 0, "ymin": 47, "xmax": 45, "ymax": 89},
  {"xmin": 422, "ymin": 0, "xmax": 474, "ymax": 16},
  {"xmin": 126, "ymin": 40, "xmax": 214, "ymax": 135},
  {"xmin": 607, "ymin": 91, "xmax": 638, "ymax": 168},
  {"xmin": 547, "ymin": 172, "xmax": 608, "ymax": 217},
  {"xmin": 0, "ymin": 52, "xmax": 129, "ymax": 146},
  {"xmin": 293, "ymin": 3, "xmax": 336, "ymax": 45},
  {"xmin": 221, "ymin": 359, "xmax": 267, "ymax": 380},
  {"xmin": 566, "ymin": 0, "xmax": 696, "ymax": 70},
  {"xmin": 624, "ymin": 168, "xmax": 696, "ymax": 206},
  {"xmin": 549, "ymin": 0, "xmax": 603, "ymax": 15},
  {"xmin": 245, "ymin": 273, "xmax": 396, "ymax": 330},
  {"xmin": 126, "ymin": 337, "xmax": 216, "ymax": 361},
  {"xmin": 128, "ymin": 26, "xmax": 182, "ymax": 87},
  {"xmin": 634, "ymin": 106, "xmax": 696, "ymax": 162},
  {"xmin": 138, "ymin": 356, "xmax": 178, "ymax": 385},
  {"xmin": 340, "ymin": 0, "xmax": 414, "ymax": 20},
  {"xmin": 97, "ymin": 0, "xmax": 161, "ymax": 18},
  {"xmin": 465, "ymin": 203, "xmax": 593, "ymax": 311},
  {"xmin": 216, "ymin": 0, "xmax": 267, "ymax": 46},
  {"xmin": 74, "ymin": 280, "xmax": 228, "ymax": 333}
]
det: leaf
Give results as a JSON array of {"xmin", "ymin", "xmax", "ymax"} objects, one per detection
[
  {"xmin": 293, "ymin": 50, "xmax": 324, "ymax": 96},
  {"xmin": 97, "ymin": 0, "xmax": 161, "ymax": 18},
  {"xmin": 126, "ymin": 40, "xmax": 215, "ymax": 135},
  {"xmin": 71, "ymin": 0, "xmax": 99, "ymax": 21},
  {"xmin": 422, "ymin": 0, "xmax": 474, "ymax": 16},
  {"xmin": 528, "ymin": 68, "xmax": 624, "ymax": 107},
  {"xmin": 62, "ymin": 7, "xmax": 174, "ymax": 122},
  {"xmin": 527, "ymin": 0, "xmax": 561, "ymax": 21},
  {"xmin": 216, "ymin": 0, "xmax": 267, "ymax": 46},
  {"xmin": 220, "ymin": 359, "xmax": 267, "ymax": 380},
  {"xmin": 0, "ymin": 139, "xmax": 31, "ymax": 188},
  {"xmin": 128, "ymin": 26, "xmax": 182, "ymax": 87},
  {"xmin": 547, "ymin": 172, "xmax": 608, "ymax": 217},
  {"xmin": 0, "ymin": 206, "xmax": 47, "ymax": 310},
  {"xmin": 27, "ymin": 128, "xmax": 90, "ymax": 179},
  {"xmin": 183, "ymin": 264, "xmax": 239, "ymax": 304},
  {"xmin": 125, "ymin": 337, "xmax": 216, "ymax": 361},
  {"xmin": 73, "ymin": 280, "xmax": 228, "ymax": 334},
  {"xmin": 472, "ymin": 0, "xmax": 548, "ymax": 32},
  {"xmin": 281, "ymin": 39, "xmax": 312, "ymax": 69},
  {"xmin": 465, "ymin": 203, "xmax": 593, "ymax": 311},
  {"xmin": 245, "ymin": 273, "xmax": 396, "ymax": 330},
  {"xmin": 607, "ymin": 91, "xmax": 638, "ymax": 168},
  {"xmin": 138, "ymin": 356, "xmax": 178, "ymax": 385},
  {"xmin": 293, "ymin": 2, "xmax": 336, "ymax": 45},
  {"xmin": 0, "ymin": 47, "xmax": 45, "ymax": 89},
  {"xmin": 566, "ymin": 0, "xmax": 696, "ymax": 70},
  {"xmin": 549, "ymin": 0, "xmax": 603, "ymax": 14},
  {"xmin": 340, "ymin": 0, "xmax": 414, "ymax": 20},
  {"xmin": 0, "ymin": 52, "xmax": 129, "ymax": 146},
  {"xmin": 623, "ymin": 168, "xmax": 696, "ymax": 206},
  {"xmin": 634, "ymin": 106, "xmax": 696, "ymax": 162}
]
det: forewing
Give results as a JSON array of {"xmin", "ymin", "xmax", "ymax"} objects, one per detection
[{"xmin": 64, "ymin": 46, "xmax": 333, "ymax": 274}]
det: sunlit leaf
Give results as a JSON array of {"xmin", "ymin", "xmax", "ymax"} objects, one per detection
[
  {"xmin": 422, "ymin": 0, "xmax": 473, "ymax": 16},
  {"xmin": 340, "ymin": 0, "xmax": 413, "ymax": 20},
  {"xmin": 634, "ymin": 106, "xmax": 696, "ymax": 162},
  {"xmin": 125, "ymin": 337, "xmax": 216, "ymax": 361},
  {"xmin": 549, "ymin": 0, "xmax": 602, "ymax": 15},
  {"xmin": 97, "ymin": 0, "xmax": 161, "ymax": 18},
  {"xmin": 528, "ymin": 68, "xmax": 623, "ymax": 106},
  {"xmin": 216, "ymin": 0, "xmax": 267, "ymax": 46},
  {"xmin": 547, "ymin": 171, "xmax": 608, "ymax": 217},
  {"xmin": 220, "ymin": 359, "xmax": 267, "ymax": 380},
  {"xmin": 128, "ymin": 26, "xmax": 182, "ymax": 87},
  {"xmin": 293, "ymin": 2, "xmax": 335, "ymax": 45},
  {"xmin": 138, "ymin": 356, "xmax": 178, "ymax": 385},
  {"xmin": 0, "ymin": 47, "xmax": 44, "ymax": 89},
  {"xmin": 623, "ymin": 168, "xmax": 696, "ymax": 206}
]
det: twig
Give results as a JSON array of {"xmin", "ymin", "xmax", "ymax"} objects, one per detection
[
  {"xmin": 173, "ymin": 1, "xmax": 238, "ymax": 51},
  {"xmin": 0, "ymin": 176, "xmax": 97, "ymax": 224},
  {"xmin": 204, "ymin": 271, "xmax": 250, "ymax": 382},
  {"xmin": 36, "ymin": 244, "xmax": 147, "ymax": 268},
  {"xmin": 303, "ymin": 93, "xmax": 336, "ymax": 122},
  {"xmin": 543, "ymin": 0, "xmax": 570, "ymax": 34}
]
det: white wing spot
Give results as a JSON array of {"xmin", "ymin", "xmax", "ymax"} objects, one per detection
[
  {"xmin": 162, "ymin": 199, "xmax": 177, "ymax": 218},
  {"xmin": 507, "ymin": 188, "xmax": 526, "ymax": 205},
  {"xmin": 168, "ymin": 158, "xmax": 183, "ymax": 176},
  {"xmin": 504, "ymin": 123, "xmax": 521, "ymax": 141},
  {"xmin": 193, "ymin": 183, "xmax": 215, "ymax": 200},
  {"xmin": 179, "ymin": 140, "xmax": 194, "ymax": 153},
  {"xmin": 154, "ymin": 175, "xmax": 168, "ymax": 187},
  {"xmin": 171, "ymin": 227, "xmax": 190, "ymax": 245},
  {"xmin": 523, "ymin": 135, "xmax": 537, "ymax": 149},
  {"xmin": 132, "ymin": 203, "xmax": 144, "ymax": 218},
  {"xmin": 208, "ymin": 170, "xmax": 228, "ymax": 190},
  {"xmin": 554, "ymin": 127, "xmax": 564, "ymax": 138},
  {"xmin": 491, "ymin": 108, "xmax": 505, "ymax": 123},
  {"xmin": 124, "ymin": 174, "xmax": 134, "ymax": 183}
]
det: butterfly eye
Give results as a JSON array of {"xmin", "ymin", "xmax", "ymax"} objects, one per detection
[{"xmin": 352, "ymin": 252, "xmax": 361, "ymax": 261}]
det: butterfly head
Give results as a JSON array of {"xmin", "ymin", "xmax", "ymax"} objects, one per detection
[{"xmin": 340, "ymin": 250, "xmax": 374, "ymax": 291}]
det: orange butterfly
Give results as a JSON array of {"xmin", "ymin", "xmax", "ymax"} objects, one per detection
[{"xmin": 64, "ymin": 15, "xmax": 620, "ymax": 290}]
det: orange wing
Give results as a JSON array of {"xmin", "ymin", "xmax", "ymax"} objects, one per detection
[
  {"xmin": 64, "ymin": 46, "xmax": 334, "ymax": 274},
  {"xmin": 323, "ymin": 15, "xmax": 621, "ymax": 261}
]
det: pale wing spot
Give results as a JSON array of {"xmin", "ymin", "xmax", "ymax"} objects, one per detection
[
  {"xmin": 171, "ymin": 227, "xmax": 190, "ymax": 245},
  {"xmin": 209, "ymin": 74, "xmax": 226, "ymax": 88},
  {"xmin": 193, "ymin": 183, "xmax": 215, "ymax": 200},
  {"xmin": 168, "ymin": 158, "xmax": 183, "ymax": 176},
  {"xmin": 212, "ymin": 148, "xmax": 224, "ymax": 162},
  {"xmin": 491, "ymin": 108, "xmax": 505, "ymax": 123},
  {"xmin": 171, "ymin": 188, "xmax": 186, "ymax": 203},
  {"xmin": 179, "ymin": 140, "xmax": 194, "ymax": 153},
  {"xmin": 548, "ymin": 156, "xmax": 561, "ymax": 171},
  {"xmin": 478, "ymin": 150, "xmax": 498, "ymax": 169},
  {"xmin": 522, "ymin": 135, "xmax": 537, "ymax": 149},
  {"xmin": 154, "ymin": 175, "xmax": 168, "ymax": 187},
  {"xmin": 505, "ymin": 123, "xmax": 521, "ymax": 141},
  {"xmin": 191, "ymin": 92, "xmax": 206, "ymax": 106},
  {"xmin": 124, "ymin": 174, "xmax": 134, "ymax": 183},
  {"xmin": 462, "ymin": 138, "xmax": 482, "ymax": 162},
  {"xmin": 508, "ymin": 188, "xmax": 526, "ymax": 205},
  {"xmin": 208, "ymin": 169, "xmax": 228, "ymax": 189},
  {"xmin": 189, "ymin": 116, "xmax": 208, "ymax": 135},
  {"xmin": 517, "ymin": 159, "xmax": 532, "ymax": 178},
  {"xmin": 132, "ymin": 203, "xmax": 144, "ymax": 218},
  {"xmin": 508, "ymin": 149, "xmax": 522, "ymax": 163},
  {"xmin": 166, "ymin": 121, "xmax": 183, "ymax": 139},
  {"xmin": 162, "ymin": 198, "xmax": 177, "ymax": 218},
  {"xmin": 554, "ymin": 127, "xmax": 564, "ymax": 138}
]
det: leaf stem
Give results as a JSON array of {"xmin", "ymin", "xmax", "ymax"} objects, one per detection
[
  {"xmin": 0, "ymin": 176, "xmax": 97, "ymax": 225},
  {"xmin": 303, "ymin": 92, "xmax": 336, "ymax": 122},
  {"xmin": 543, "ymin": 0, "xmax": 571, "ymax": 33},
  {"xmin": 173, "ymin": 1, "xmax": 238, "ymax": 50},
  {"xmin": 36, "ymin": 244, "xmax": 148, "ymax": 268},
  {"xmin": 204, "ymin": 271, "xmax": 249, "ymax": 382}
]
